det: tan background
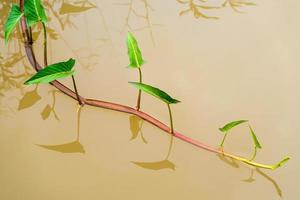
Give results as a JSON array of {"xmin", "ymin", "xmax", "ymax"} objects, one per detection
[{"xmin": 0, "ymin": 0, "xmax": 299, "ymax": 199}]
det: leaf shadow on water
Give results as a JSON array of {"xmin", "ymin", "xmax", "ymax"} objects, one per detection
[
  {"xmin": 59, "ymin": 1, "xmax": 96, "ymax": 15},
  {"xmin": 18, "ymin": 85, "xmax": 41, "ymax": 110},
  {"xmin": 40, "ymin": 90, "xmax": 60, "ymax": 121},
  {"xmin": 36, "ymin": 105, "xmax": 85, "ymax": 154},
  {"xmin": 129, "ymin": 115, "xmax": 147, "ymax": 144},
  {"xmin": 217, "ymin": 154, "xmax": 283, "ymax": 197},
  {"xmin": 131, "ymin": 129, "xmax": 176, "ymax": 171}
]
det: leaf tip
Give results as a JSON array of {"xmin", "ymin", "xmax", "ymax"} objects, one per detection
[{"xmin": 272, "ymin": 156, "xmax": 290, "ymax": 170}]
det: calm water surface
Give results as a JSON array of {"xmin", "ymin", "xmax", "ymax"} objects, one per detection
[{"xmin": 0, "ymin": 0, "xmax": 299, "ymax": 199}]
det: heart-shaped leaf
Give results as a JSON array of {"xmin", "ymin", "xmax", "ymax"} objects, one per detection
[
  {"xmin": 24, "ymin": 0, "xmax": 47, "ymax": 27},
  {"xmin": 129, "ymin": 82, "xmax": 180, "ymax": 104},
  {"xmin": 249, "ymin": 125, "xmax": 262, "ymax": 149},
  {"xmin": 127, "ymin": 32, "xmax": 145, "ymax": 68},
  {"xmin": 4, "ymin": 4, "xmax": 24, "ymax": 43},
  {"xmin": 219, "ymin": 120, "xmax": 248, "ymax": 133},
  {"xmin": 24, "ymin": 58, "xmax": 76, "ymax": 84}
]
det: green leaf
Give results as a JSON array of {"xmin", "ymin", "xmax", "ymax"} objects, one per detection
[
  {"xmin": 24, "ymin": 0, "xmax": 47, "ymax": 27},
  {"xmin": 24, "ymin": 58, "xmax": 76, "ymax": 85},
  {"xmin": 249, "ymin": 125, "xmax": 262, "ymax": 149},
  {"xmin": 129, "ymin": 82, "xmax": 180, "ymax": 104},
  {"xmin": 127, "ymin": 32, "xmax": 145, "ymax": 68},
  {"xmin": 219, "ymin": 120, "xmax": 248, "ymax": 133},
  {"xmin": 272, "ymin": 156, "xmax": 290, "ymax": 170},
  {"xmin": 4, "ymin": 4, "xmax": 24, "ymax": 43}
]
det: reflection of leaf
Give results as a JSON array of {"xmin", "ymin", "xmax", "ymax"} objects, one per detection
[
  {"xmin": 40, "ymin": 104, "xmax": 51, "ymax": 120},
  {"xmin": 243, "ymin": 176, "xmax": 255, "ymax": 183},
  {"xmin": 59, "ymin": 3, "xmax": 95, "ymax": 15},
  {"xmin": 4, "ymin": 4, "xmax": 24, "ymax": 43},
  {"xmin": 242, "ymin": 169, "xmax": 255, "ymax": 183},
  {"xmin": 129, "ymin": 115, "xmax": 141, "ymax": 140},
  {"xmin": 18, "ymin": 90, "xmax": 41, "ymax": 110},
  {"xmin": 24, "ymin": 58, "xmax": 76, "ymax": 84},
  {"xmin": 36, "ymin": 141, "xmax": 85, "ymax": 153},
  {"xmin": 129, "ymin": 115, "xmax": 147, "ymax": 143},
  {"xmin": 31, "ymin": 31, "xmax": 41, "ymax": 41},
  {"xmin": 217, "ymin": 153, "xmax": 239, "ymax": 168},
  {"xmin": 129, "ymin": 82, "xmax": 180, "ymax": 104},
  {"xmin": 47, "ymin": 27, "xmax": 59, "ymax": 40},
  {"xmin": 132, "ymin": 160, "xmax": 175, "ymax": 170}
]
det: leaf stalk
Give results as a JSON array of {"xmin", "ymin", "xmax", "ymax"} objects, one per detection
[
  {"xmin": 167, "ymin": 103, "xmax": 174, "ymax": 134},
  {"xmin": 71, "ymin": 75, "xmax": 82, "ymax": 105},
  {"xmin": 42, "ymin": 22, "xmax": 48, "ymax": 66},
  {"xmin": 220, "ymin": 132, "xmax": 228, "ymax": 147},
  {"xmin": 136, "ymin": 67, "xmax": 142, "ymax": 110}
]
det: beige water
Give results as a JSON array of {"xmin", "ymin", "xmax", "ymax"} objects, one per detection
[{"xmin": 0, "ymin": 0, "xmax": 299, "ymax": 199}]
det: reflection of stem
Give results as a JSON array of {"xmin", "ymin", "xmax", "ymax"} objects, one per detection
[
  {"xmin": 243, "ymin": 168, "xmax": 254, "ymax": 182},
  {"xmin": 19, "ymin": 0, "xmax": 289, "ymax": 171},
  {"xmin": 50, "ymin": 90, "xmax": 59, "ymax": 120},
  {"xmin": 165, "ymin": 135, "xmax": 174, "ymax": 160},
  {"xmin": 167, "ymin": 103, "xmax": 174, "ymax": 134},
  {"xmin": 256, "ymin": 168, "xmax": 282, "ymax": 197},
  {"xmin": 136, "ymin": 67, "xmax": 142, "ymax": 110},
  {"xmin": 220, "ymin": 133, "xmax": 228, "ymax": 147},
  {"xmin": 71, "ymin": 75, "xmax": 82, "ymax": 105},
  {"xmin": 42, "ymin": 22, "xmax": 48, "ymax": 66},
  {"xmin": 76, "ymin": 105, "xmax": 83, "ymax": 141},
  {"xmin": 139, "ymin": 120, "xmax": 148, "ymax": 144},
  {"xmin": 250, "ymin": 147, "xmax": 257, "ymax": 161}
]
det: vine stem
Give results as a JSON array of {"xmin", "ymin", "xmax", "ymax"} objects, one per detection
[
  {"xmin": 18, "ymin": 0, "xmax": 288, "ymax": 170},
  {"xmin": 42, "ymin": 22, "xmax": 48, "ymax": 66}
]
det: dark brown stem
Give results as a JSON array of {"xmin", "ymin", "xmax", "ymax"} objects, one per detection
[{"xmin": 71, "ymin": 75, "xmax": 82, "ymax": 105}]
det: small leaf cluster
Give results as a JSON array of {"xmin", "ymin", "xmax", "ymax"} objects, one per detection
[
  {"xmin": 4, "ymin": 0, "xmax": 47, "ymax": 43},
  {"xmin": 219, "ymin": 120, "xmax": 262, "ymax": 160},
  {"xmin": 126, "ymin": 32, "xmax": 179, "ymax": 106}
]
